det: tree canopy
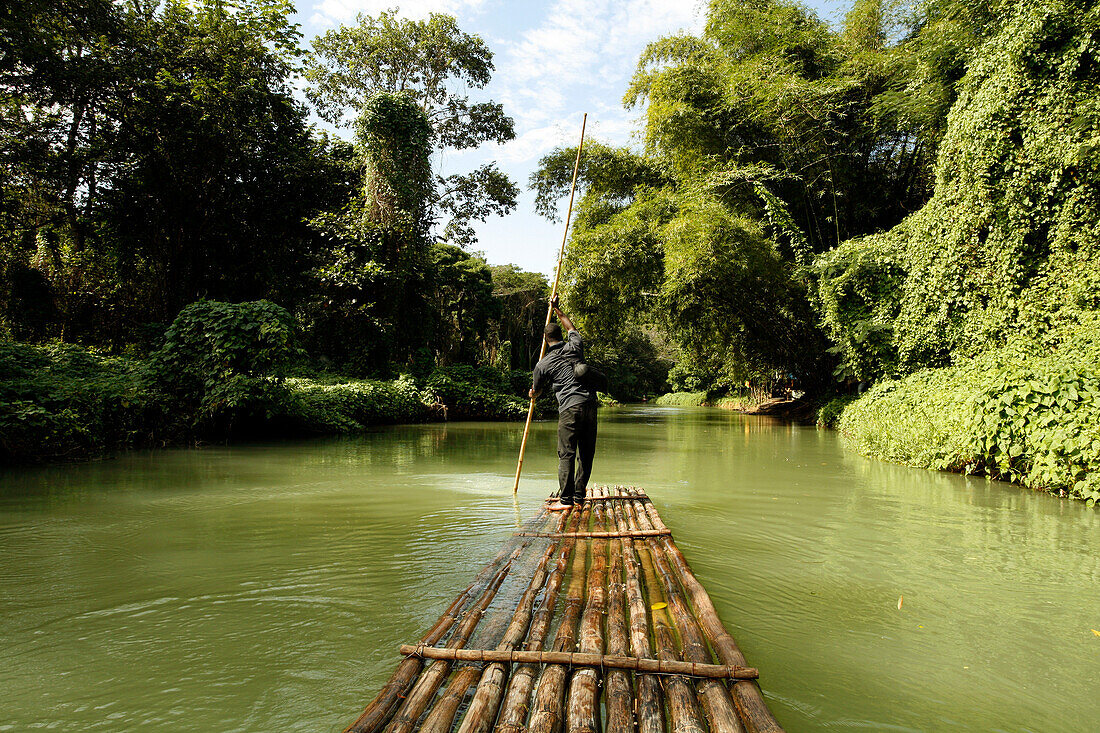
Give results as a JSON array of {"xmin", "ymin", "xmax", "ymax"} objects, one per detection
[
  {"xmin": 0, "ymin": 1, "xmax": 539, "ymax": 378},
  {"xmin": 305, "ymin": 10, "xmax": 518, "ymax": 248}
]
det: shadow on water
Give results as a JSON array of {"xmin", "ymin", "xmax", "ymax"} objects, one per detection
[{"xmin": 1, "ymin": 405, "xmax": 1097, "ymax": 731}]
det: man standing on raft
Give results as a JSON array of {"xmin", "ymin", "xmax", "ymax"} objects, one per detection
[{"xmin": 530, "ymin": 296, "xmax": 598, "ymax": 511}]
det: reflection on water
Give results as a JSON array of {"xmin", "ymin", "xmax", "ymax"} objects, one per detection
[{"xmin": 1, "ymin": 407, "xmax": 1097, "ymax": 732}]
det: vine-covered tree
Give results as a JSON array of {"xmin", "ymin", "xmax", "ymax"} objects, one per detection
[{"xmin": 306, "ymin": 11, "xmax": 518, "ymax": 247}]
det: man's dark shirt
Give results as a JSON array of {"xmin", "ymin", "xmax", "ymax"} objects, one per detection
[{"xmin": 532, "ymin": 330, "xmax": 597, "ymax": 410}]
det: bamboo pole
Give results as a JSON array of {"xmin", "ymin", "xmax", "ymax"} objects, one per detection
[
  {"xmin": 565, "ymin": 496, "xmax": 608, "ymax": 733},
  {"xmin": 384, "ymin": 539, "xmax": 534, "ymax": 733},
  {"xmin": 552, "ymin": 494, "xmax": 650, "ymax": 503},
  {"xmin": 399, "ymin": 646, "xmax": 759, "ymax": 680},
  {"xmin": 494, "ymin": 506, "xmax": 586, "ymax": 733},
  {"xmin": 418, "ymin": 666, "xmax": 483, "ymax": 733},
  {"xmin": 626, "ymin": 488, "xmax": 784, "ymax": 733},
  {"xmin": 603, "ymin": 488, "xmax": 635, "ymax": 733},
  {"xmin": 630, "ymin": 496, "xmax": 745, "ymax": 733},
  {"xmin": 342, "ymin": 506, "xmax": 550, "ymax": 733},
  {"xmin": 609, "ymin": 488, "xmax": 664, "ymax": 733},
  {"xmin": 626, "ymin": 496, "xmax": 707, "ymax": 733},
  {"xmin": 513, "ymin": 113, "xmax": 588, "ymax": 494},
  {"xmin": 528, "ymin": 502, "xmax": 592, "ymax": 733},
  {"xmin": 515, "ymin": 528, "xmax": 671, "ymax": 538},
  {"xmin": 456, "ymin": 509, "xmax": 573, "ymax": 733}
]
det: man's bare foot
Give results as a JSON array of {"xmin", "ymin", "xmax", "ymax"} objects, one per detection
[{"xmin": 547, "ymin": 501, "xmax": 572, "ymax": 511}]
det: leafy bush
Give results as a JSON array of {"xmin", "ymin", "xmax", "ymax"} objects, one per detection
[
  {"xmin": 150, "ymin": 300, "xmax": 299, "ymax": 424},
  {"xmin": 285, "ymin": 375, "xmax": 428, "ymax": 432},
  {"xmin": 0, "ymin": 342, "xmax": 165, "ymax": 463},
  {"xmin": 424, "ymin": 365, "xmax": 529, "ymax": 420},
  {"xmin": 816, "ymin": 394, "xmax": 859, "ymax": 428},
  {"xmin": 838, "ymin": 366, "xmax": 982, "ymax": 471},
  {"xmin": 967, "ymin": 352, "xmax": 1100, "ymax": 503},
  {"xmin": 654, "ymin": 391, "xmax": 709, "ymax": 406},
  {"xmin": 839, "ymin": 334, "xmax": 1100, "ymax": 504}
]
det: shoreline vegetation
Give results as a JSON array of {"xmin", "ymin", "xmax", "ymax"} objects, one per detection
[
  {"xmin": 3, "ymin": 1, "xmax": 1098, "ymax": 506},
  {"xmin": 0, "ymin": 341, "xmax": 545, "ymax": 466},
  {"xmin": 0, "ymin": 304, "xmax": 548, "ymax": 465}
]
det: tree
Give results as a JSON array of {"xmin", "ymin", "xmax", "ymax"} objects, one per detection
[
  {"xmin": 528, "ymin": 0, "xmax": 969, "ymax": 390},
  {"xmin": 100, "ymin": 0, "xmax": 348, "ymax": 328},
  {"xmin": 489, "ymin": 265, "xmax": 550, "ymax": 369},
  {"xmin": 305, "ymin": 10, "xmax": 518, "ymax": 247},
  {"xmin": 0, "ymin": 0, "xmax": 351, "ymax": 345},
  {"xmin": 428, "ymin": 243, "xmax": 500, "ymax": 365},
  {"xmin": 0, "ymin": 0, "xmax": 123, "ymax": 338}
]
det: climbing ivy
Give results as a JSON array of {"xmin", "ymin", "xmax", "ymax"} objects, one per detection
[
  {"xmin": 822, "ymin": 0, "xmax": 1100, "ymax": 501},
  {"xmin": 817, "ymin": 0, "xmax": 1100, "ymax": 373},
  {"xmin": 356, "ymin": 92, "xmax": 435, "ymax": 230}
]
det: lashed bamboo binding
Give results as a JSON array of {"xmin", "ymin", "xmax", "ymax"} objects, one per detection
[{"xmin": 343, "ymin": 486, "xmax": 784, "ymax": 733}]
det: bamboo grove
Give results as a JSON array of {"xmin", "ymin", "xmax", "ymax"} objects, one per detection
[{"xmin": 530, "ymin": 0, "xmax": 1100, "ymax": 502}]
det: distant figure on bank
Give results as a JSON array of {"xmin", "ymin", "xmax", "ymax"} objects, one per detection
[{"xmin": 530, "ymin": 297, "xmax": 598, "ymax": 511}]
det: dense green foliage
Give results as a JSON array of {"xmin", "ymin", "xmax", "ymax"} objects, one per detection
[
  {"xmin": 817, "ymin": 0, "xmax": 1100, "ymax": 379},
  {"xmin": 1, "ymin": 0, "xmax": 352, "ymax": 344},
  {"xmin": 0, "ymin": 1, "xmax": 529, "ymax": 372},
  {"xmin": 5, "ymin": 0, "xmax": 1097, "ymax": 505},
  {"xmin": 0, "ymin": 341, "xmax": 160, "ymax": 462},
  {"xmin": 423, "ymin": 365, "xmax": 530, "ymax": 420},
  {"xmin": 489, "ymin": 265, "xmax": 550, "ymax": 370},
  {"xmin": 841, "ymin": 333, "xmax": 1100, "ymax": 503},
  {"xmin": 526, "ymin": 0, "xmax": 1100, "ymax": 501},
  {"xmin": 0, "ymin": 3, "xmax": 556, "ymax": 463},
  {"xmin": 815, "ymin": 394, "xmax": 859, "ymax": 428},
  {"xmin": 149, "ymin": 300, "xmax": 298, "ymax": 424},
  {"xmin": 531, "ymin": 0, "xmax": 950, "ymax": 392},
  {"xmin": 0, "ymin": 302, "xmax": 538, "ymax": 463},
  {"xmin": 820, "ymin": 0, "xmax": 1100, "ymax": 500}
]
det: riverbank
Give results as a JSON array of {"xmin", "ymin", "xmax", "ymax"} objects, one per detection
[
  {"xmin": 832, "ymin": 342, "xmax": 1100, "ymax": 505},
  {"xmin": 658, "ymin": 367, "xmax": 1099, "ymax": 507},
  {"xmin": 0, "ymin": 340, "xmax": 540, "ymax": 465},
  {"xmin": 655, "ymin": 391, "xmax": 816, "ymax": 422}
]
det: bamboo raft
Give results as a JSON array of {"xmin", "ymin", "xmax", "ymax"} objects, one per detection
[{"xmin": 342, "ymin": 486, "xmax": 783, "ymax": 733}]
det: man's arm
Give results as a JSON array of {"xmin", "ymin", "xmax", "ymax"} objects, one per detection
[
  {"xmin": 554, "ymin": 306, "xmax": 576, "ymax": 334},
  {"xmin": 530, "ymin": 364, "xmax": 544, "ymax": 399},
  {"xmin": 551, "ymin": 295, "xmax": 576, "ymax": 334}
]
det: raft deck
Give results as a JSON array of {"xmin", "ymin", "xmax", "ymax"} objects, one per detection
[{"xmin": 343, "ymin": 485, "xmax": 783, "ymax": 733}]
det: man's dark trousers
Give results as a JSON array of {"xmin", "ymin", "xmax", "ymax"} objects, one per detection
[{"xmin": 557, "ymin": 402, "xmax": 597, "ymax": 505}]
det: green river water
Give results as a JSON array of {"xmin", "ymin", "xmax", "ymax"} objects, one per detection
[{"xmin": 1, "ymin": 406, "xmax": 1097, "ymax": 732}]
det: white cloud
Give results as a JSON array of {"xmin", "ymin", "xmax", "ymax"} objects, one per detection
[
  {"xmin": 487, "ymin": 0, "xmax": 703, "ymax": 164},
  {"xmin": 492, "ymin": 119, "xmax": 583, "ymax": 164}
]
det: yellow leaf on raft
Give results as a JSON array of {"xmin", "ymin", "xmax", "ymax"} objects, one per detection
[{"xmin": 651, "ymin": 602, "xmax": 668, "ymax": 610}]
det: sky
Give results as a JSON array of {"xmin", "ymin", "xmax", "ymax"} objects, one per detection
[{"xmin": 295, "ymin": 0, "xmax": 849, "ymax": 277}]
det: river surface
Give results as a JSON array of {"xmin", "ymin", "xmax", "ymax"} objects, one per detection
[{"xmin": 1, "ymin": 406, "xmax": 1097, "ymax": 732}]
